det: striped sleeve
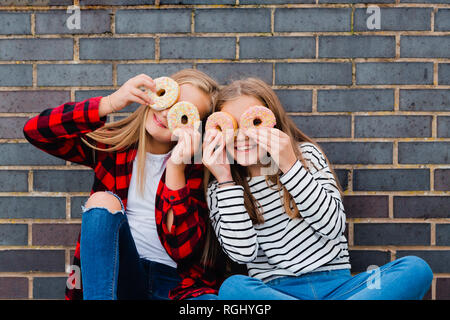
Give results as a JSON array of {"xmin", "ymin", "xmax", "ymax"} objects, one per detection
[
  {"xmin": 279, "ymin": 143, "xmax": 346, "ymax": 240},
  {"xmin": 207, "ymin": 182, "xmax": 258, "ymax": 264}
]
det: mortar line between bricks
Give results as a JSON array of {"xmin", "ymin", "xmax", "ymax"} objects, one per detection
[
  {"xmin": 111, "ymin": 7, "xmax": 116, "ymax": 35},
  {"xmin": 347, "ymin": 168, "xmax": 353, "ymax": 192},
  {"xmin": 65, "ymin": 196, "xmax": 71, "ymax": 220},
  {"xmin": 395, "ymin": 34, "xmax": 400, "ymax": 59},
  {"xmin": 0, "ymin": 192, "xmax": 90, "ymax": 197},
  {"xmin": 3, "ymin": 190, "xmax": 448, "ymax": 196},
  {"xmin": 3, "ymin": 57, "xmax": 450, "ymax": 64},
  {"xmin": 2, "ymin": 245, "xmax": 449, "ymax": 251},
  {"xmin": 391, "ymin": 249, "xmax": 398, "ymax": 262},
  {"xmin": 3, "ymin": 272, "xmax": 449, "ymax": 278},
  {"xmin": 388, "ymin": 195, "xmax": 394, "ymax": 219},
  {"xmin": 65, "ymin": 249, "xmax": 72, "ymax": 272},
  {"xmin": 30, "ymin": 12, "xmax": 35, "ymax": 36},
  {"xmin": 2, "ymin": 85, "xmax": 450, "ymax": 91},
  {"xmin": 28, "ymin": 277, "xmax": 32, "ymax": 299},
  {"xmin": 348, "ymin": 221, "xmax": 354, "ymax": 246},
  {"xmin": 27, "ymin": 170, "xmax": 33, "ymax": 193},
  {"xmin": 235, "ymin": 36, "xmax": 240, "ymax": 60},
  {"xmin": 342, "ymin": 190, "xmax": 450, "ymax": 195},
  {"xmin": 0, "ymin": 220, "xmax": 81, "ymax": 224},
  {"xmin": 31, "ymin": 63, "xmax": 37, "ymax": 88},
  {"xmin": 431, "ymin": 7, "xmax": 436, "ymax": 33},
  {"xmin": 393, "ymin": 140, "xmax": 398, "ymax": 165},
  {"xmin": 5, "ymin": 138, "xmax": 450, "ymax": 145},
  {"xmin": 4, "ymin": 111, "xmax": 450, "ymax": 117},
  {"xmin": 0, "ymin": 166, "xmax": 92, "ymax": 170},
  {"xmin": 431, "ymin": 278, "xmax": 436, "ymax": 300},
  {"xmin": 27, "ymin": 221, "xmax": 32, "ymax": 247},
  {"xmin": 351, "ymin": 114, "xmax": 354, "ymax": 138},
  {"xmin": 155, "ymin": 36, "xmax": 160, "ymax": 61},
  {"xmin": 312, "ymin": 89, "xmax": 317, "ymax": 113},
  {"xmin": 431, "ymin": 222, "xmax": 436, "ymax": 246},
  {"xmin": 434, "ymin": 63, "xmax": 439, "ymax": 85},
  {"xmin": 1, "ymin": 158, "xmax": 450, "ymax": 168},
  {"xmin": 190, "ymin": 8, "xmax": 195, "ymax": 34},
  {"xmin": 432, "ymin": 115, "xmax": 437, "ymax": 138},
  {"xmin": 270, "ymin": 7, "xmax": 275, "ymax": 35},
  {"xmin": 112, "ymin": 62, "xmax": 117, "ymax": 88},
  {"xmin": 3, "ymin": 31, "xmax": 450, "ymax": 38},
  {"xmin": 73, "ymin": 36, "xmax": 79, "ymax": 62},
  {"xmin": 349, "ymin": 246, "xmax": 450, "ymax": 250},
  {"xmin": 0, "ymin": 273, "xmax": 69, "ymax": 277},
  {"xmin": 394, "ymin": 88, "xmax": 399, "ymax": 111},
  {"xmin": 272, "ymin": 63, "xmax": 275, "ymax": 86},
  {"xmin": 0, "ymin": 246, "xmax": 76, "ymax": 250},
  {"xmin": 348, "ymin": 218, "xmax": 450, "ymax": 223},
  {"xmin": 0, "ymin": 3, "xmax": 448, "ymax": 10},
  {"xmin": 431, "ymin": 168, "xmax": 438, "ymax": 192}
]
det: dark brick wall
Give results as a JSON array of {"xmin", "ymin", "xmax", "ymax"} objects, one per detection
[{"xmin": 0, "ymin": 0, "xmax": 448, "ymax": 300}]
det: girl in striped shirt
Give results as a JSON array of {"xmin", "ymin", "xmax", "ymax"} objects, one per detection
[{"xmin": 202, "ymin": 78, "xmax": 432, "ymax": 300}]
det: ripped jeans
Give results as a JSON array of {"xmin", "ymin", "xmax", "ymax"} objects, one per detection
[{"xmin": 79, "ymin": 192, "xmax": 181, "ymax": 300}]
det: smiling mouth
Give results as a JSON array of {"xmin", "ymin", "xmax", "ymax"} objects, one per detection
[
  {"xmin": 235, "ymin": 144, "xmax": 257, "ymax": 152},
  {"xmin": 153, "ymin": 114, "xmax": 167, "ymax": 128}
]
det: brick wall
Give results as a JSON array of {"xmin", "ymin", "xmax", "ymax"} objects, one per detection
[{"xmin": 0, "ymin": 0, "xmax": 448, "ymax": 300}]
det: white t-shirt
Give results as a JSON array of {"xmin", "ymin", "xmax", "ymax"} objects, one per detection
[{"xmin": 126, "ymin": 151, "xmax": 177, "ymax": 268}]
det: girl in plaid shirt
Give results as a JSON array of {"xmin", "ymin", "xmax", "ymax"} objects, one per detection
[{"xmin": 24, "ymin": 69, "xmax": 227, "ymax": 300}]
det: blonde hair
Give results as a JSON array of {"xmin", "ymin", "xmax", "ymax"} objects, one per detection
[
  {"xmin": 206, "ymin": 78, "xmax": 344, "ymax": 224},
  {"xmin": 201, "ymin": 78, "xmax": 344, "ymax": 266},
  {"xmin": 82, "ymin": 69, "xmax": 219, "ymax": 195}
]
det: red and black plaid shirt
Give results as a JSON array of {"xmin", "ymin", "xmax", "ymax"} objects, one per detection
[{"xmin": 23, "ymin": 96, "xmax": 226, "ymax": 300}]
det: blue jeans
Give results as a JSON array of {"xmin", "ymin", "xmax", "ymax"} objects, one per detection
[
  {"xmin": 80, "ymin": 196, "xmax": 181, "ymax": 300},
  {"xmin": 218, "ymin": 256, "xmax": 433, "ymax": 300}
]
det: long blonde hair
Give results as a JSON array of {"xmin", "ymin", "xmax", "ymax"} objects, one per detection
[
  {"xmin": 205, "ymin": 78, "xmax": 344, "ymax": 224},
  {"xmin": 201, "ymin": 78, "xmax": 344, "ymax": 266},
  {"xmin": 82, "ymin": 69, "xmax": 219, "ymax": 194}
]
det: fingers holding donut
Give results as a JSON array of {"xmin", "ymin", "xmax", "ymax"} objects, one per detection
[
  {"xmin": 132, "ymin": 73, "xmax": 157, "ymax": 94},
  {"xmin": 170, "ymin": 127, "xmax": 201, "ymax": 166},
  {"xmin": 202, "ymin": 130, "xmax": 232, "ymax": 182},
  {"xmin": 246, "ymin": 127, "xmax": 297, "ymax": 174},
  {"xmin": 101, "ymin": 74, "xmax": 157, "ymax": 116}
]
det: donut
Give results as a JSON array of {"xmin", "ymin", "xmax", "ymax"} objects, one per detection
[
  {"xmin": 205, "ymin": 111, "xmax": 237, "ymax": 133},
  {"xmin": 167, "ymin": 101, "xmax": 200, "ymax": 132},
  {"xmin": 239, "ymin": 105, "xmax": 276, "ymax": 130},
  {"xmin": 147, "ymin": 76, "xmax": 180, "ymax": 111}
]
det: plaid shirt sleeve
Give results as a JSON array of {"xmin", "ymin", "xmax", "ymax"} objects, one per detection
[
  {"xmin": 159, "ymin": 164, "xmax": 207, "ymax": 262},
  {"xmin": 23, "ymin": 96, "xmax": 106, "ymax": 168}
]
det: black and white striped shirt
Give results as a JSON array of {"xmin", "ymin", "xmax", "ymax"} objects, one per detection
[{"xmin": 207, "ymin": 142, "xmax": 351, "ymax": 283}]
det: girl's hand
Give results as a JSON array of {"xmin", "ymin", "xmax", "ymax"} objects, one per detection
[
  {"xmin": 202, "ymin": 129, "xmax": 233, "ymax": 183},
  {"xmin": 99, "ymin": 74, "xmax": 156, "ymax": 117},
  {"xmin": 246, "ymin": 127, "xmax": 297, "ymax": 174},
  {"xmin": 168, "ymin": 128, "xmax": 201, "ymax": 168}
]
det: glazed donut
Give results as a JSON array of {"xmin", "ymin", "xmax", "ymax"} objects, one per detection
[
  {"xmin": 239, "ymin": 105, "xmax": 276, "ymax": 130},
  {"xmin": 205, "ymin": 111, "xmax": 237, "ymax": 133},
  {"xmin": 167, "ymin": 101, "xmax": 200, "ymax": 132},
  {"xmin": 147, "ymin": 76, "xmax": 180, "ymax": 111}
]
